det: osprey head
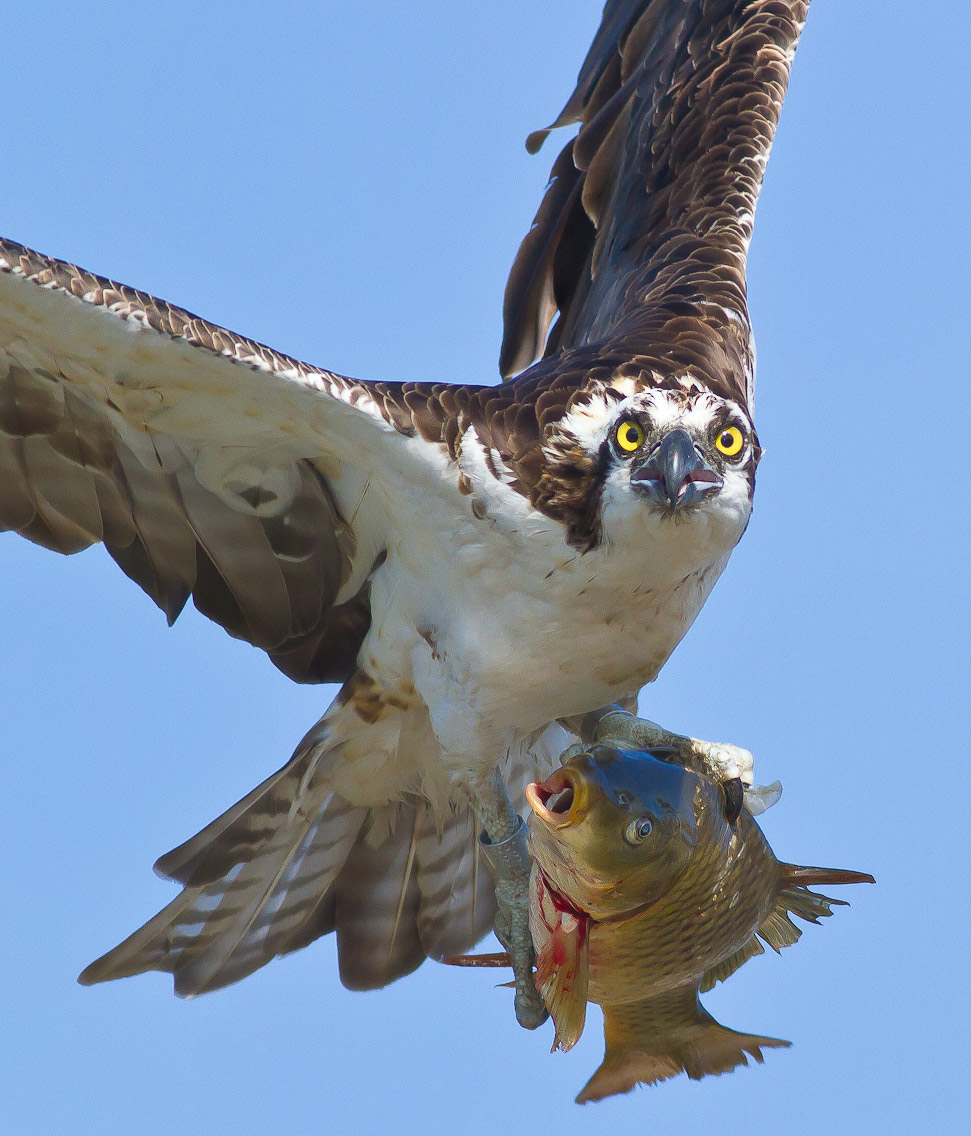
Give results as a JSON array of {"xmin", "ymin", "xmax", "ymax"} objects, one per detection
[{"xmin": 545, "ymin": 380, "xmax": 759, "ymax": 551}]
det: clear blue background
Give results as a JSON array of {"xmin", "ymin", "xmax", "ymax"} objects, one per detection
[{"xmin": 0, "ymin": 2, "xmax": 967, "ymax": 1133}]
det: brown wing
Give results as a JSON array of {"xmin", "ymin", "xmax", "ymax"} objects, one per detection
[
  {"xmin": 0, "ymin": 238, "xmax": 444, "ymax": 683},
  {"xmin": 500, "ymin": 0, "xmax": 810, "ymax": 409}
]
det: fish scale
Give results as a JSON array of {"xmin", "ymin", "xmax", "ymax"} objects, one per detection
[{"xmin": 587, "ymin": 805, "xmax": 778, "ymax": 1004}]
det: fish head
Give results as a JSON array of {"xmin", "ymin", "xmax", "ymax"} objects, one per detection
[{"xmin": 526, "ymin": 746, "xmax": 718, "ymax": 920}]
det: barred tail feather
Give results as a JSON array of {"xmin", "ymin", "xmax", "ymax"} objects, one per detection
[
  {"xmin": 414, "ymin": 804, "xmax": 496, "ymax": 962},
  {"xmin": 79, "ymin": 748, "xmax": 500, "ymax": 996},
  {"xmin": 79, "ymin": 780, "xmax": 367, "ymax": 996},
  {"xmin": 153, "ymin": 721, "xmax": 332, "ymax": 886}
]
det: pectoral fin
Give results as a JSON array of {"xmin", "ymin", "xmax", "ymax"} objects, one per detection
[
  {"xmin": 535, "ymin": 911, "xmax": 589, "ymax": 1052},
  {"xmin": 531, "ymin": 870, "xmax": 589, "ymax": 1051},
  {"xmin": 577, "ymin": 988, "xmax": 789, "ymax": 1104},
  {"xmin": 758, "ymin": 862, "xmax": 875, "ymax": 953}
]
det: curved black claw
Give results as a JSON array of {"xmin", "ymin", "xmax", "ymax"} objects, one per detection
[{"xmin": 722, "ymin": 776, "xmax": 745, "ymax": 825}]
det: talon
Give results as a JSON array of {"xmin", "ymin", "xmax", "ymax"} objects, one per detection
[
  {"xmin": 584, "ymin": 706, "xmax": 758, "ymax": 788},
  {"xmin": 515, "ymin": 988, "xmax": 550, "ymax": 1030},
  {"xmin": 744, "ymin": 780, "xmax": 783, "ymax": 816},
  {"xmin": 722, "ymin": 776, "xmax": 745, "ymax": 824}
]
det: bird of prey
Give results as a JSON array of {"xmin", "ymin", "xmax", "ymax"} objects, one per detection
[{"xmin": 0, "ymin": 0, "xmax": 808, "ymax": 1027}]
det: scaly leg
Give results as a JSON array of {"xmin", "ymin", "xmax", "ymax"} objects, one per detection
[{"xmin": 463, "ymin": 766, "xmax": 548, "ymax": 1030}]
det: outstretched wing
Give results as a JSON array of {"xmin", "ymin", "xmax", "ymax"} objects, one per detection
[
  {"xmin": 0, "ymin": 239, "xmax": 440, "ymax": 683},
  {"xmin": 500, "ymin": 0, "xmax": 809, "ymax": 409}
]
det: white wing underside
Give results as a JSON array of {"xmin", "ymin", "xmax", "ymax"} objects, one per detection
[
  {"xmin": 0, "ymin": 240, "xmax": 446, "ymax": 668},
  {"xmin": 0, "ymin": 241, "xmax": 571, "ymax": 994}
]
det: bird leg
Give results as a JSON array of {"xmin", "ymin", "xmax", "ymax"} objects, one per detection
[
  {"xmin": 470, "ymin": 766, "xmax": 549, "ymax": 1031},
  {"xmin": 561, "ymin": 704, "xmax": 781, "ymax": 816}
]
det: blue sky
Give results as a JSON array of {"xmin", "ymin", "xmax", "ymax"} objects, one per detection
[{"xmin": 0, "ymin": 3, "xmax": 967, "ymax": 1133}]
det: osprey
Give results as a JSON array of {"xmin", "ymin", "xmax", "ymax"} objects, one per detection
[{"xmin": 0, "ymin": 0, "xmax": 807, "ymax": 1026}]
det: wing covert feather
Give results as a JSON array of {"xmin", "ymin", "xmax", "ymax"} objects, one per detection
[{"xmin": 0, "ymin": 238, "xmax": 440, "ymax": 681}]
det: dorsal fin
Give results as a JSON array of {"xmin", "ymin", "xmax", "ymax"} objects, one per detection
[{"xmin": 779, "ymin": 864, "xmax": 876, "ymax": 889}]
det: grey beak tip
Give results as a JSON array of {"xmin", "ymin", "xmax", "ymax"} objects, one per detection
[{"xmin": 631, "ymin": 429, "xmax": 721, "ymax": 508}]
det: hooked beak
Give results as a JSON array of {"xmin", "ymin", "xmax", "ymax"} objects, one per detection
[
  {"xmin": 526, "ymin": 767, "xmax": 585, "ymax": 829},
  {"xmin": 630, "ymin": 428, "xmax": 722, "ymax": 509}
]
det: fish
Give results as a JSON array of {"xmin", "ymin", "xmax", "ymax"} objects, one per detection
[{"xmin": 523, "ymin": 746, "xmax": 874, "ymax": 1104}]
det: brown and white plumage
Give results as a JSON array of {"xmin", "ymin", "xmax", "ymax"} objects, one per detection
[
  {"xmin": 78, "ymin": 729, "xmax": 549, "ymax": 994},
  {"xmin": 502, "ymin": 0, "xmax": 806, "ymax": 400},
  {"xmin": 0, "ymin": 1, "xmax": 810, "ymax": 997}
]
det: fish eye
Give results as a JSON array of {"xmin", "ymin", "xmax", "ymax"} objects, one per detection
[
  {"xmin": 714, "ymin": 425, "xmax": 745, "ymax": 458},
  {"xmin": 615, "ymin": 419, "xmax": 645, "ymax": 453},
  {"xmin": 624, "ymin": 817, "xmax": 653, "ymax": 845}
]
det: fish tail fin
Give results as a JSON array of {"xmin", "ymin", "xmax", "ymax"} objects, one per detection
[{"xmin": 576, "ymin": 989, "xmax": 789, "ymax": 1104}]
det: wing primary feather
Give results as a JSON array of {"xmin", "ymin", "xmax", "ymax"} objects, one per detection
[{"xmin": 501, "ymin": 0, "xmax": 811, "ymax": 412}]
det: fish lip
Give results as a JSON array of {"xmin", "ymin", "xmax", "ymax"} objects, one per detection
[{"xmin": 526, "ymin": 768, "xmax": 583, "ymax": 828}]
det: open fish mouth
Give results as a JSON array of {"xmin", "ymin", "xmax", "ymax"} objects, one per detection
[{"xmin": 526, "ymin": 767, "xmax": 582, "ymax": 828}]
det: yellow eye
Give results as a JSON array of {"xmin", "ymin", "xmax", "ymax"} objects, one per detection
[
  {"xmin": 615, "ymin": 420, "xmax": 645, "ymax": 453},
  {"xmin": 714, "ymin": 425, "xmax": 745, "ymax": 458}
]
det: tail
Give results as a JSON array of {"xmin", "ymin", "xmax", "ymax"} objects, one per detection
[
  {"xmin": 577, "ymin": 989, "xmax": 789, "ymax": 1104},
  {"xmin": 78, "ymin": 728, "xmax": 502, "ymax": 996}
]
